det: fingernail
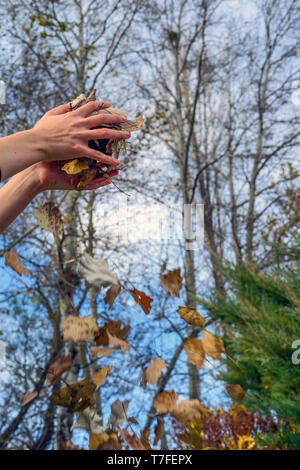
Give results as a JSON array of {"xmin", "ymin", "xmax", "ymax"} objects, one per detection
[
  {"xmin": 124, "ymin": 132, "xmax": 131, "ymax": 137},
  {"xmin": 121, "ymin": 116, "xmax": 126, "ymax": 122}
]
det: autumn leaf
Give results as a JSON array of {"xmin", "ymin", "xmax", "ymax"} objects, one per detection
[
  {"xmin": 61, "ymin": 315, "xmax": 98, "ymax": 342},
  {"xmin": 77, "ymin": 168, "xmax": 98, "ymax": 190},
  {"xmin": 202, "ymin": 330, "xmax": 225, "ymax": 360},
  {"xmin": 120, "ymin": 115, "xmax": 144, "ymax": 132},
  {"xmin": 130, "ymin": 288, "xmax": 153, "ymax": 314},
  {"xmin": 90, "ymin": 346, "xmax": 116, "ymax": 357},
  {"xmin": 226, "ymin": 384, "xmax": 245, "ymax": 401},
  {"xmin": 128, "ymin": 417, "xmax": 138, "ymax": 425},
  {"xmin": 160, "ymin": 268, "xmax": 182, "ymax": 297},
  {"xmin": 33, "ymin": 201, "xmax": 64, "ymax": 237},
  {"xmin": 53, "ymin": 377, "xmax": 96, "ymax": 412},
  {"xmin": 94, "ymin": 320, "xmax": 130, "ymax": 346},
  {"xmin": 89, "ymin": 431, "xmax": 122, "ymax": 450},
  {"xmin": 4, "ymin": 250, "xmax": 30, "ymax": 277},
  {"xmin": 140, "ymin": 429, "xmax": 152, "ymax": 450},
  {"xmin": 184, "ymin": 338, "xmax": 205, "ymax": 370},
  {"xmin": 153, "ymin": 391, "xmax": 178, "ymax": 414},
  {"xmin": 64, "ymin": 440, "xmax": 83, "ymax": 450},
  {"xmin": 107, "ymin": 330, "xmax": 130, "ymax": 354},
  {"xmin": 177, "ymin": 306, "xmax": 205, "ymax": 329},
  {"xmin": 21, "ymin": 390, "xmax": 38, "ymax": 407},
  {"xmin": 46, "ymin": 355, "xmax": 72, "ymax": 385},
  {"xmin": 177, "ymin": 420, "xmax": 204, "ymax": 450},
  {"xmin": 145, "ymin": 358, "xmax": 166, "ymax": 385},
  {"xmin": 118, "ymin": 427, "xmax": 145, "ymax": 450},
  {"xmin": 171, "ymin": 399, "xmax": 202, "ymax": 425},
  {"xmin": 140, "ymin": 367, "xmax": 147, "ymax": 387},
  {"xmin": 61, "ymin": 159, "xmax": 90, "ymax": 175},
  {"xmin": 104, "ymin": 283, "xmax": 121, "ymax": 309},
  {"xmin": 107, "ymin": 399, "xmax": 129, "ymax": 427},
  {"xmin": 154, "ymin": 418, "xmax": 164, "ymax": 446},
  {"xmin": 92, "ymin": 366, "xmax": 112, "ymax": 390}
]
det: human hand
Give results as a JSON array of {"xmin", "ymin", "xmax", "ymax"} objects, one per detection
[
  {"xmin": 33, "ymin": 160, "xmax": 118, "ymax": 192},
  {"xmin": 30, "ymin": 100, "xmax": 131, "ymax": 167}
]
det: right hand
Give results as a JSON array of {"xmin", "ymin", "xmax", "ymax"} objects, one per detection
[{"xmin": 31, "ymin": 100, "xmax": 131, "ymax": 167}]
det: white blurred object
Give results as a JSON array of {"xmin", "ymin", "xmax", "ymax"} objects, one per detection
[{"xmin": 78, "ymin": 254, "xmax": 119, "ymax": 288}]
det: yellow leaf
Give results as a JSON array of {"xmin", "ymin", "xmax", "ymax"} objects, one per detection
[
  {"xmin": 92, "ymin": 366, "xmax": 112, "ymax": 390},
  {"xmin": 202, "ymin": 330, "xmax": 225, "ymax": 360},
  {"xmin": 61, "ymin": 159, "xmax": 90, "ymax": 175},
  {"xmin": 177, "ymin": 306, "xmax": 205, "ymax": 329},
  {"xmin": 145, "ymin": 358, "xmax": 166, "ymax": 385}
]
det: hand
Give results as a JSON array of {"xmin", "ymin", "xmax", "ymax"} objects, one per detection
[
  {"xmin": 33, "ymin": 161, "xmax": 118, "ymax": 192},
  {"xmin": 31, "ymin": 100, "xmax": 131, "ymax": 167}
]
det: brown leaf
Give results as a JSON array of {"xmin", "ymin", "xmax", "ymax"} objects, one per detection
[
  {"xmin": 140, "ymin": 367, "xmax": 147, "ymax": 387},
  {"xmin": 53, "ymin": 377, "xmax": 96, "ymax": 412},
  {"xmin": 184, "ymin": 338, "xmax": 205, "ymax": 370},
  {"xmin": 90, "ymin": 346, "xmax": 116, "ymax": 358},
  {"xmin": 104, "ymin": 283, "xmax": 121, "ymax": 309},
  {"xmin": 77, "ymin": 168, "xmax": 97, "ymax": 190},
  {"xmin": 160, "ymin": 268, "xmax": 182, "ymax": 297},
  {"xmin": 46, "ymin": 355, "xmax": 72, "ymax": 385},
  {"xmin": 120, "ymin": 115, "xmax": 144, "ymax": 132},
  {"xmin": 21, "ymin": 390, "xmax": 38, "ymax": 407},
  {"xmin": 107, "ymin": 330, "xmax": 130, "ymax": 354},
  {"xmin": 89, "ymin": 431, "xmax": 122, "ymax": 450},
  {"xmin": 140, "ymin": 429, "xmax": 152, "ymax": 450},
  {"xmin": 118, "ymin": 427, "xmax": 145, "ymax": 450},
  {"xmin": 33, "ymin": 201, "xmax": 64, "ymax": 237},
  {"xmin": 4, "ymin": 250, "xmax": 30, "ymax": 277},
  {"xmin": 145, "ymin": 358, "xmax": 166, "ymax": 385},
  {"xmin": 171, "ymin": 399, "xmax": 202, "ymax": 425},
  {"xmin": 61, "ymin": 315, "xmax": 98, "ymax": 342},
  {"xmin": 61, "ymin": 159, "xmax": 89, "ymax": 175},
  {"xmin": 202, "ymin": 330, "xmax": 225, "ymax": 360},
  {"xmin": 177, "ymin": 306, "xmax": 205, "ymax": 329},
  {"xmin": 92, "ymin": 366, "xmax": 112, "ymax": 390},
  {"xmin": 95, "ymin": 321, "xmax": 130, "ymax": 346},
  {"xmin": 153, "ymin": 391, "xmax": 178, "ymax": 414},
  {"xmin": 226, "ymin": 384, "xmax": 245, "ymax": 401},
  {"xmin": 64, "ymin": 440, "xmax": 83, "ymax": 450},
  {"xmin": 127, "ymin": 417, "xmax": 138, "ymax": 425},
  {"xmin": 130, "ymin": 288, "xmax": 153, "ymax": 314},
  {"xmin": 154, "ymin": 418, "xmax": 164, "ymax": 446}
]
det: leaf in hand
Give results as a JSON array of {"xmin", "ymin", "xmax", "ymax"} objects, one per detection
[
  {"xmin": 160, "ymin": 268, "xmax": 182, "ymax": 297},
  {"xmin": 184, "ymin": 338, "xmax": 205, "ymax": 370},
  {"xmin": 130, "ymin": 288, "xmax": 153, "ymax": 314},
  {"xmin": 4, "ymin": 250, "xmax": 30, "ymax": 277},
  {"xmin": 177, "ymin": 306, "xmax": 205, "ymax": 329},
  {"xmin": 202, "ymin": 330, "xmax": 225, "ymax": 360},
  {"xmin": 61, "ymin": 159, "xmax": 90, "ymax": 175}
]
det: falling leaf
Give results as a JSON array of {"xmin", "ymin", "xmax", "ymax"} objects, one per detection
[
  {"xmin": 90, "ymin": 346, "xmax": 116, "ymax": 357},
  {"xmin": 145, "ymin": 358, "xmax": 166, "ymax": 385},
  {"xmin": 46, "ymin": 355, "xmax": 72, "ymax": 385},
  {"xmin": 128, "ymin": 417, "xmax": 138, "ymax": 425},
  {"xmin": 177, "ymin": 420, "xmax": 204, "ymax": 450},
  {"xmin": 61, "ymin": 159, "xmax": 90, "ymax": 175},
  {"xmin": 21, "ymin": 390, "xmax": 38, "ymax": 407},
  {"xmin": 140, "ymin": 429, "xmax": 152, "ymax": 450},
  {"xmin": 184, "ymin": 338, "xmax": 205, "ymax": 370},
  {"xmin": 154, "ymin": 418, "xmax": 164, "ymax": 446},
  {"xmin": 177, "ymin": 306, "xmax": 205, "ymax": 329},
  {"xmin": 89, "ymin": 431, "xmax": 122, "ymax": 450},
  {"xmin": 130, "ymin": 288, "xmax": 153, "ymax": 314},
  {"xmin": 118, "ymin": 427, "xmax": 145, "ymax": 450},
  {"xmin": 61, "ymin": 315, "xmax": 98, "ymax": 342},
  {"xmin": 202, "ymin": 330, "xmax": 225, "ymax": 360},
  {"xmin": 53, "ymin": 377, "xmax": 96, "ymax": 412},
  {"xmin": 4, "ymin": 250, "xmax": 30, "ymax": 277},
  {"xmin": 226, "ymin": 384, "xmax": 245, "ymax": 401},
  {"xmin": 140, "ymin": 367, "xmax": 147, "ymax": 387},
  {"xmin": 107, "ymin": 330, "xmax": 130, "ymax": 354},
  {"xmin": 104, "ymin": 283, "xmax": 121, "ymax": 309},
  {"xmin": 160, "ymin": 268, "xmax": 182, "ymax": 297},
  {"xmin": 107, "ymin": 399, "xmax": 129, "ymax": 427},
  {"xmin": 171, "ymin": 399, "xmax": 202, "ymax": 425},
  {"xmin": 153, "ymin": 391, "xmax": 178, "ymax": 414},
  {"xmin": 92, "ymin": 366, "xmax": 112, "ymax": 390},
  {"xmin": 95, "ymin": 321, "xmax": 130, "ymax": 346},
  {"xmin": 78, "ymin": 254, "xmax": 119, "ymax": 287},
  {"xmin": 33, "ymin": 201, "xmax": 64, "ymax": 237}
]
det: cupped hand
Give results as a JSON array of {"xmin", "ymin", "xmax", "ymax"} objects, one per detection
[
  {"xmin": 31, "ymin": 100, "xmax": 131, "ymax": 167},
  {"xmin": 33, "ymin": 160, "xmax": 118, "ymax": 192}
]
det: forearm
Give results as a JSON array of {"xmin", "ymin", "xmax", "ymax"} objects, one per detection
[
  {"xmin": 0, "ymin": 129, "xmax": 44, "ymax": 181},
  {"xmin": 0, "ymin": 166, "xmax": 41, "ymax": 233}
]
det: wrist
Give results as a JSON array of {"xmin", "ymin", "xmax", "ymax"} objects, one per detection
[{"xmin": 25, "ymin": 127, "xmax": 47, "ymax": 164}]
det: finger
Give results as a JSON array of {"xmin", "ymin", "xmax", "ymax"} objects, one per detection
[
  {"xmin": 85, "ymin": 128, "xmax": 131, "ymax": 141},
  {"xmin": 75, "ymin": 145, "xmax": 120, "ymax": 166},
  {"xmin": 45, "ymin": 103, "xmax": 71, "ymax": 116},
  {"xmin": 107, "ymin": 169, "xmax": 119, "ymax": 177},
  {"xmin": 85, "ymin": 179, "xmax": 111, "ymax": 190},
  {"xmin": 84, "ymin": 113, "xmax": 126, "ymax": 128},
  {"xmin": 74, "ymin": 100, "xmax": 111, "ymax": 117}
]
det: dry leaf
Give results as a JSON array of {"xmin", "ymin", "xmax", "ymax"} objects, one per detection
[
  {"xmin": 202, "ymin": 330, "xmax": 225, "ymax": 360},
  {"xmin": 120, "ymin": 115, "xmax": 144, "ymax": 131},
  {"xmin": 140, "ymin": 367, "xmax": 147, "ymax": 387},
  {"xmin": 64, "ymin": 440, "xmax": 82, "ymax": 450},
  {"xmin": 61, "ymin": 315, "xmax": 98, "ymax": 342},
  {"xmin": 61, "ymin": 159, "xmax": 90, "ymax": 175},
  {"xmin": 171, "ymin": 399, "xmax": 202, "ymax": 425},
  {"xmin": 77, "ymin": 168, "xmax": 97, "ymax": 190},
  {"xmin": 145, "ymin": 358, "xmax": 166, "ymax": 385},
  {"xmin": 226, "ymin": 384, "xmax": 245, "ymax": 401},
  {"xmin": 107, "ymin": 330, "xmax": 130, "ymax": 354},
  {"xmin": 92, "ymin": 366, "xmax": 112, "ymax": 390},
  {"xmin": 130, "ymin": 288, "xmax": 153, "ymax": 314},
  {"xmin": 104, "ymin": 283, "xmax": 121, "ymax": 309},
  {"xmin": 160, "ymin": 268, "xmax": 182, "ymax": 297},
  {"xmin": 4, "ymin": 250, "xmax": 30, "ymax": 277},
  {"xmin": 95, "ymin": 320, "xmax": 130, "ymax": 346},
  {"xmin": 90, "ymin": 346, "xmax": 116, "ymax": 357},
  {"xmin": 46, "ymin": 355, "xmax": 72, "ymax": 385},
  {"xmin": 33, "ymin": 201, "xmax": 64, "ymax": 237},
  {"xmin": 128, "ymin": 417, "xmax": 138, "ymax": 425},
  {"xmin": 153, "ymin": 391, "xmax": 178, "ymax": 414},
  {"xmin": 118, "ymin": 427, "xmax": 145, "ymax": 450},
  {"xmin": 184, "ymin": 338, "xmax": 205, "ymax": 370},
  {"xmin": 21, "ymin": 390, "xmax": 38, "ymax": 407},
  {"xmin": 177, "ymin": 306, "xmax": 205, "ymax": 329},
  {"xmin": 53, "ymin": 377, "xmax": 96, "ymax": 412},
  {"xmin": 154, "ymin": 418, "xmax": 164, "ymax": 446},
  {"xmin": 140, "ymin": 429, "xmax": 152, "ymax": 450},
  {"xmin": 89, "ymin": 431, "xmax": 122, "ymax": 450},
  {"xmin": 107, "ymin": 399, "xmax": 129, "ymax": 427}
]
